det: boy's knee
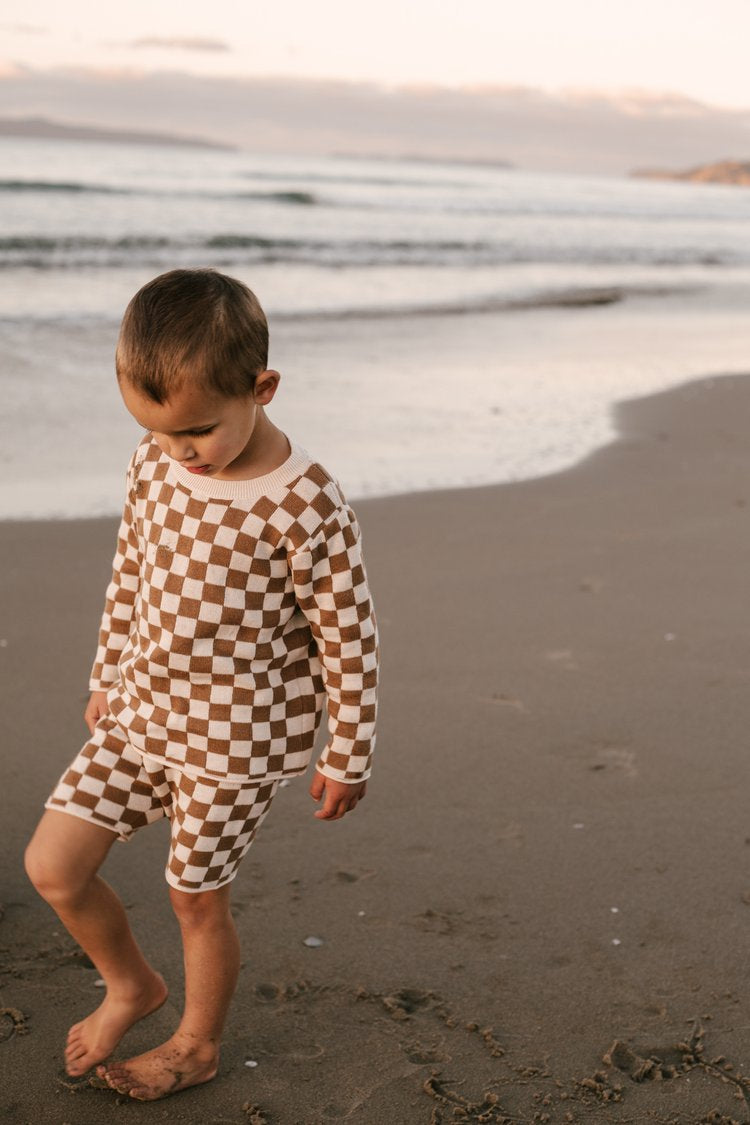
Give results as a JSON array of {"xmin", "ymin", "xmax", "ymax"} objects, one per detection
[
  {"xmin": 169, "ymin": 884, "xmax": 231, "ymax": 927},
  {"xmin": 23, "ymin": 837, "xmax": 44, "ymax": 889},
  {"xmin": 25, "ymin": 842, "xmax": 97, "ymax": 908},
  {"xmin": 24, "ymin": 837, "xmax": 70, "ymax": 901},
  {"xmin": 24, "ymin": 813, "xmax": 112, "ymax": 904}
]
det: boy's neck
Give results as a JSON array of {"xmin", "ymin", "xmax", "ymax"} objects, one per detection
[{"xmin": 213, "ymin": 410, "xmax": 291, "ymax": 482}]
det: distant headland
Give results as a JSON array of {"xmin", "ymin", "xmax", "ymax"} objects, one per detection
[
  {"xmin": 632, "ymin": 159, "xmax": 750, "ymax": 186},
  {"xmin": 0, "ymin": 116, "xmax": 235, "ymax": 152}
]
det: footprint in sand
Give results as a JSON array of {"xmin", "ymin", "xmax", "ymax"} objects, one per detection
[
  {"xmin": 366, "ymin": 988, "xmax": 510, "ymax": 1116},
  {"xmin": 320, "ymin": 1101, "xmax": 358, "ymax": 1119},
  {"xmin": 381, "ymin": 989, "xmax": 434, "ymax": 1020},
  {"xmin": 412, "ymin": 909, "xmax": 461, "ymax": 936},
  {"xmin": 592, "ymin": 1021, "xmax": 750, "ymax": 1119},
  {"xmin": 286, "ymin": 1043, "xmax": 326, "ymax": 1062},
  {"xmin": 405, "ymin": 1040, "xmax": 451, "ymax": 1064},
  {"xmin": 495, "ymin": 821, "xmax": 524, "ymax": 848},
  {"xmin": 263, "ymin": 1038, "xmax": 326, "ymax": 1063},
  {"xmin": 335, "ymin": 869, "xmax": 376, "ymax": 884},
  {"xmin": 544, "ymin": 649, "xmax": 579, "ymax": 671},
  {"xmin": 242, "ymin": 1104, "xmax": 269, "ymax": 1125},
  {"xmin": 254, "ymin": 979, "xmax": 320, "ymax": 1005},
  {"xmin": 486, "ymin": 692, "xmax": 528, "ymax": 713},
  {"xmin": 0, "ymin": 1008, "xmax": 28, "ymax": 1043},
  {"xmin": 254, "ymin": 982, "xmax": 281, "ymax": 1003},
  {"xmin": 589, "ymin": 747, "xmax": 638, "ymax": 778}
]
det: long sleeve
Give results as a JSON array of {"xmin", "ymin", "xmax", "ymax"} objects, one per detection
[
  {"xmin": 290, "ymin": 507, "xmax": 379, "ymax": 783},
  {"xmin": 88, "ymin": 463, "xmax": 142, "ymax": 691}
]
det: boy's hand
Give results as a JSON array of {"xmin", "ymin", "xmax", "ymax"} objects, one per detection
[
  {"xmin": 309, "ymin": 770, "xmax": 367, "ymax": 820},
  {"xmin": 84, "ymin": 691, "xmax": 109, "ymax": 734}
]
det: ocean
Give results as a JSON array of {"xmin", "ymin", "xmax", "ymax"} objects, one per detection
[{"xmin": 2, "ymin": 137, "xmax": 750, "ymax": 519}]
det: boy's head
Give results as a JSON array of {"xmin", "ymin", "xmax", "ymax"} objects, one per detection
[{"xmin": 116, "ymin": 268, "xmax": 269, "ymax": 404}]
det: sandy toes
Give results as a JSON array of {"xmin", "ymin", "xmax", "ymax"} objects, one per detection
[
  {"xmin": 65, "ymin": 972, "xmax": 168, "ymax": 1076},
  {"xmin": 97, "ymin": 1035, "xmax": 219, "ymax": 1100}
]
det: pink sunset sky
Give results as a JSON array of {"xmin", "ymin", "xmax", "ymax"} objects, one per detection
[{"xmin": 2, "ymin": 0, "xmax": 749, "ymax": 173}]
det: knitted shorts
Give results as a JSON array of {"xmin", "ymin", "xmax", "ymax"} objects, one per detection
[{"xmin": 45, "ymin": 715, "xmax": 278, "ymax": 893}]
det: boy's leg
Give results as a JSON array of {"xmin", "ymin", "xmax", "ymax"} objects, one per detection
[
  {"xmin": 25, "ymin": 810, "xmax": 167, "ymax": 1075},
  {"xmin": 98, "ymin": 773, "xmax": 278, "ymax": 1099},
  {"xmin": 98, "ymin": 883, "xmax": 237, "ymax": 1099}
]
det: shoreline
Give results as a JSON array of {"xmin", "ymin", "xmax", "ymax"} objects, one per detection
[
  {"xmin": 5, "ymin": 287, "xmax": 750, "ymax": 521},
  {"xmin": 3, "ymin": 372, "xmax": 750, "ymax": 1122},
  {"xmin": 2, "ymin": 368, "xmax": 749, "ymax": 527}
]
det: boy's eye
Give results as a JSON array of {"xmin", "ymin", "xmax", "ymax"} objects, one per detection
[{"xmin": 185, "ymin": 428, "xmax": 215, "ymax": 437}]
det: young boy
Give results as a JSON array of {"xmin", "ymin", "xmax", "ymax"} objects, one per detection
[{"xmin": 24, "ymin": 268, "xmax": 378, "ymax": 1101}]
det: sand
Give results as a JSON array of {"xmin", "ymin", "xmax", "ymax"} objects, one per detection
[{"xmin": 3, "ymin": 372, "xmax": 750, "ymax": 1124}]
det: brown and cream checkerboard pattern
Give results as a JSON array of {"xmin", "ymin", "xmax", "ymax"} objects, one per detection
[
  {"xmin": 46, "ymin": 716, "xmax": 278, "ymax": 891},
  {"xmin": 90, "ymin": 437, "xmax": 378, "ymax": 785}
]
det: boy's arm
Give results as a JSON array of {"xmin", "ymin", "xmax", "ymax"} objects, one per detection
[
  {"xmin": 88, "ymin": 463, "xmax": 142, "ymax": 694},
  {"xmin": 290, "ymin": 506, "xmax": 379, "ymax": 792}
]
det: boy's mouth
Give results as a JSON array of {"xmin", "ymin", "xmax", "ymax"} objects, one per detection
[{"xmin": 184, "ymin": 464, "xmax": 211, "ymax": 474}]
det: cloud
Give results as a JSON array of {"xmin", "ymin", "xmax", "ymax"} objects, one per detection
[
  {"xmin": 1, "ymin": 66, "xmax": 749, "ymax": 174},
  {"xmin": 562, "ymin": 86, "xmax": 718, "ymax": 120},
  {"xmin": 0, "ymin": 23, "xmax": 45, "ymax": 35},
  {"xmin": 127, "ymin": 37, "xmax": 230, "ymax": 53}
]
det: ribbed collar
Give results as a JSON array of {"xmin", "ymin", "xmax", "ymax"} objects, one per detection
[{"xmin": 165, "ymin": 440, "xmax": 312, "ymax": 501}]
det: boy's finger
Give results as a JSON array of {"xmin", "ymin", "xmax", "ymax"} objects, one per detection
[
  {"xmin": 314, "ymin": 795, "xmax": 338, "ymax": 819},
  {"xmin": 315, "ymin": 793, "xmax": 347, "ymax": 820},
  {"xmin": 309, "ymin": 774, "xmax": 325, "ymax": 800},
  {"xmin": 335, "ymin": 796, "xmax": 356, "ymax": 818}
]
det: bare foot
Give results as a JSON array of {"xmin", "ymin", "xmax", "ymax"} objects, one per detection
[
  {"xmin": 97, "ymin": 1033, "xmax": 219, "ymax": 1100},
  {"xmin": 65, "ymin": 971, "xmax": 168, "ymax": 1076}
]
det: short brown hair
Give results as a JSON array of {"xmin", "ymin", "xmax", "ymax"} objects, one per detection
[{"xmin": 116, "ymin": 269, "xmax": 269, "ymax": 403}]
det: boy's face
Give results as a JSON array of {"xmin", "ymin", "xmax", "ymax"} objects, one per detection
[{"xmin": 120, "ymin": 373, "xmax": 280, "ymax": 479}]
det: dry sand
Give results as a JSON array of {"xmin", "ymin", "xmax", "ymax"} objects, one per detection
[{"xmin": 3, "ymin": 373, "xmax": 750, "ymax": 1124}]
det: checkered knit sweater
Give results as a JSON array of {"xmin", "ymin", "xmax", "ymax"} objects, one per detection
[{"xmin": 89, "ymin": 437, "xmax": 378, "ymax": 785}]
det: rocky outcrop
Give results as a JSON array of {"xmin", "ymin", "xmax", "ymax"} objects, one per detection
[{"xmin": 632, "ymin": 159, "xmax": 750, "ymax": 186}]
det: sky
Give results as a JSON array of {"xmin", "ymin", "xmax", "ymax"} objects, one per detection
[
  {"xmin": 2, "ymin": 1, "xmax": 750, "ymax": 172},
  {"xmin": 3, "ymin": 0, "xmax": 749, "ymax": 108}
]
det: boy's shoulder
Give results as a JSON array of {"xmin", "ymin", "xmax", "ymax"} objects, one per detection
[
  {"xmin": 126, "ymin": 435, "xmax": 353, "ymax": 551},
  {"xmin": 261, "ymin": 452, "xmax": 354, "ymax": 552}
]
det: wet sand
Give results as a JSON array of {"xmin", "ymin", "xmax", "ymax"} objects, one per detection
[{"xmin": 3, "ymin": 373, "xmax": 750, "ymax": 1123}]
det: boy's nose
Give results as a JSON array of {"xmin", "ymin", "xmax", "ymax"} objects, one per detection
[
  {"xmin": 151, "ymin": 431, "xmax": 195, "ymax": 463},
  {"xmin": 172, "ymin": 439, "xmax": 196, "ymax": 462}
]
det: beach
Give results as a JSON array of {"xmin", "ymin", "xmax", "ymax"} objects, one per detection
[
  {"xmin": 4, "ymin": 139, "xmax": 750, "ymax": 521},
  {"xmin": 3, "ymin": 369, "xmax": 750, "ymax": 1123}
]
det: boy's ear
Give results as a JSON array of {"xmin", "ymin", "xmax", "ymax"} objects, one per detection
[{"xmin": 254, "ymin": 369, "xmax": 281, "ymax": 405}]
